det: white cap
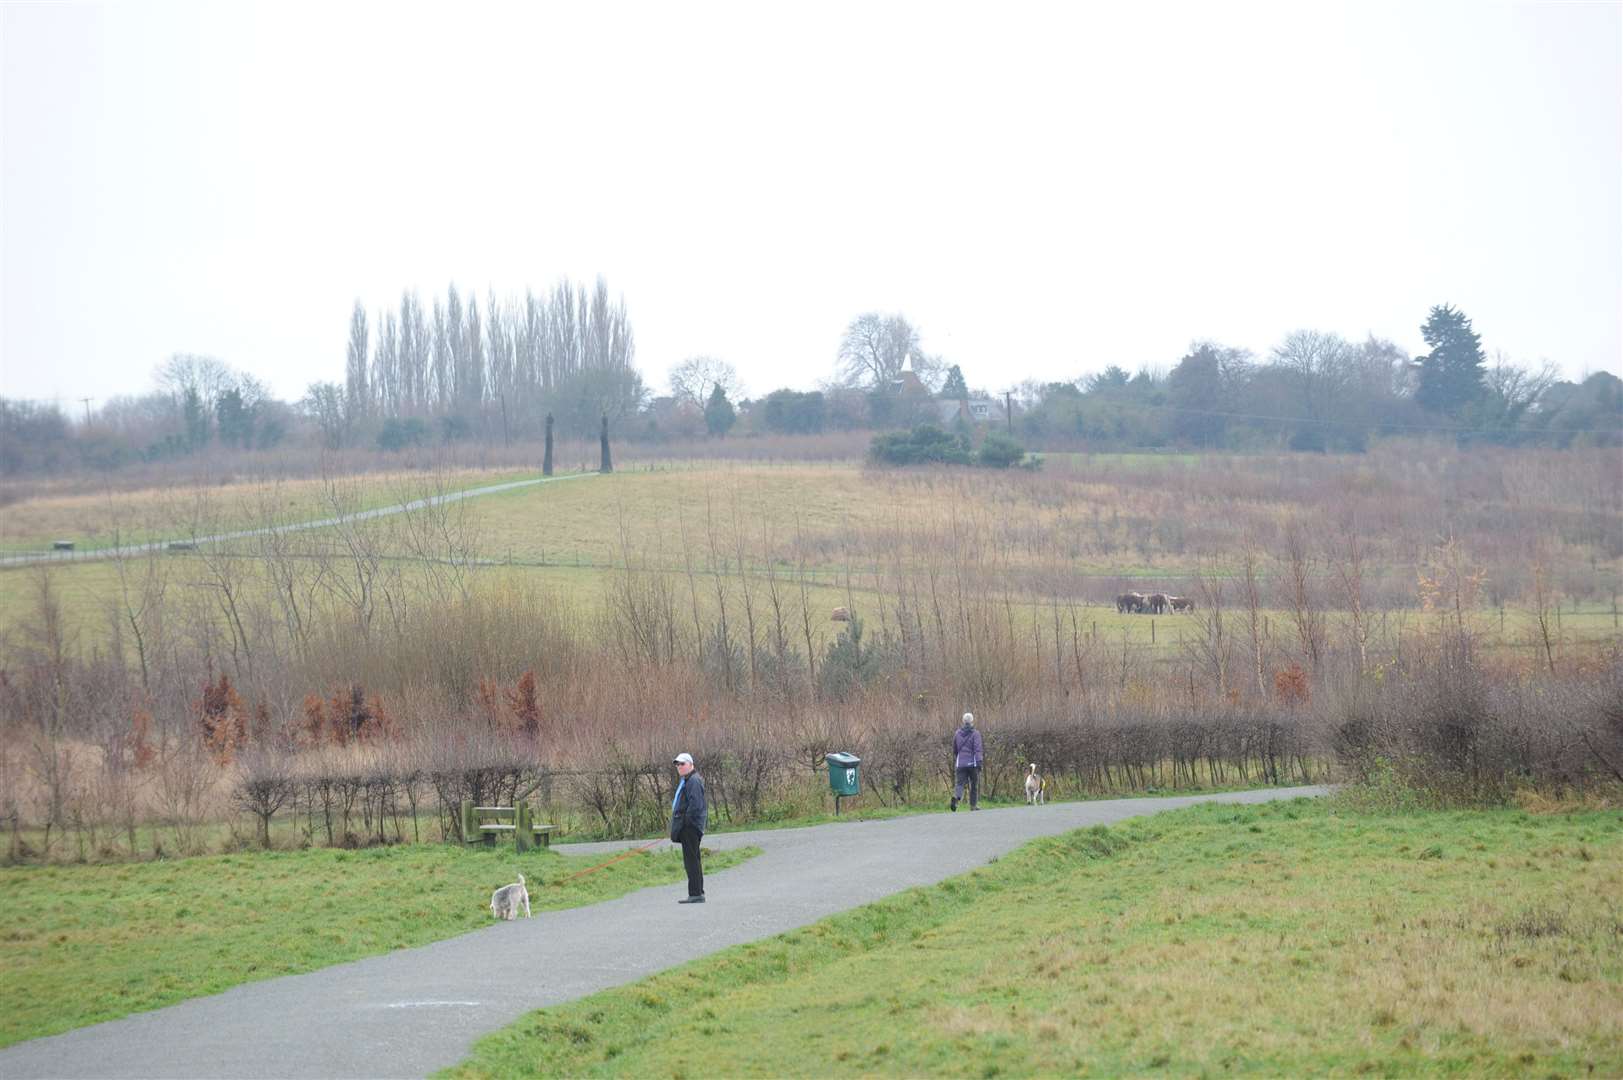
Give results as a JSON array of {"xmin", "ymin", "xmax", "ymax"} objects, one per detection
[
  {"xmin": 963, "ymin": 712, "xmax": 975, "ymax": 725},
  {"xmin": 673, "ymin": 752, "xmax": 694, "ymax": 766}
]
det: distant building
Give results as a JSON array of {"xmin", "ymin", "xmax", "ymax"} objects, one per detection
[
  {"xmin": 887, "ymin": 353, "xmax": 930, "ymax": 398},
  {"xmin": 935, "ymin": 398, "xmax": 996, "ymax": 425}
]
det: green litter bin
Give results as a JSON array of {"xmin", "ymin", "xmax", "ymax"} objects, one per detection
[{"xmin": 825, "ymin": 752, "xmax": 861, "ymax": 812}]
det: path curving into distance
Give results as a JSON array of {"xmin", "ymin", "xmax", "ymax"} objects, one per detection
[
  {"xmin": 0, "ymin": 472, "xmax": 597, "ymax": 569},
  {"xmin": 0, "ymin": 786, "xmax": 1326, "ymax": 1079}
]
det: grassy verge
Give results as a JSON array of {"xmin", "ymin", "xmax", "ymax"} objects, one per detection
[
  {"xmin": 448, "ymin": 798, "xmax": 1622, "ymax": 1078},
  {"xmin": 556, "ymin": 778, "xmax": 1314, "ymax": 845},
  {"xmin": 0, "ymin": 841, "xmax": 757, "ymax": 1048}
]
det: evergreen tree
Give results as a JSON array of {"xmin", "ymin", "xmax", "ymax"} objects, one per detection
[
  {"xmin": 939, "ymin": 364, "xmax": 968, "ymax": 400},
  {"xmin": 599, "ymin": 414, "xmax": 612, "ymax": 473},
  {"xmin": 543, "ymin": 413, "xmax": 554, "ymax": 476},
  {"xmin": 181, "ymin": 387, "xmax": 211, "ymax": 450},
  {"xmin": 215, "ymin": 388, "xmax": 253, "ymax": 448},
  {"xmin": 1415, "ymin": 304, "xmax": 1486, "ymax": 415},
  {"xmin": 704, "ymin": 384, "xmax": 737, "ymax": 436}
]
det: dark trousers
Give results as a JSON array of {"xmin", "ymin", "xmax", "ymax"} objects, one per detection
[
  {"xmin": 678, "ymin": 825, "xmax": 704, "ymax": 897},
  {"xmin": 954, "ymin": 765, "xmax": 979, "ymax": 808}
]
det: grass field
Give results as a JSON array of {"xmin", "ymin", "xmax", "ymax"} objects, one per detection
[
  {"xmin": 446, "ymin": 798, "xmax": 1623, "ymax": 1078},
  {"xmin": 5, "ymin": 456, "xmax": 1617, "ymax": 634},
  {"xmin": 4, "ymin": 548, "xmax": 1615, "ymax": 665},
  {"xmin": 0, "ymin": 840, "xmax": 757, "ymax": 1048},
  {"xmin": 0, "ymin": 466, "xmax": 544, "ymax": 555}
]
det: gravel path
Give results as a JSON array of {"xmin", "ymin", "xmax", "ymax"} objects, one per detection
[{"xmin": 0, "ymin": 786, "xmax": 1326, "ymax": 1079}]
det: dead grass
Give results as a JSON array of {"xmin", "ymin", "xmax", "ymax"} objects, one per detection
[{"xmin": 0, "ymin": 466, "xmax": 536, "ymax": 552}]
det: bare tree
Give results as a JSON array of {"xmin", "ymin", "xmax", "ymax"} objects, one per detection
[
  {"xmin": 1183, "ymin": 565, "xmax": 1232, "ymax": 699},
  {"xmin": 154, "ymin": 353, "xmax": 237, "ymax": 409},
  {"xmin": 1527, "ymin": 552, "xmax": 1560, "ymax": 674},
  {"xmin": 104, "ymin": 491, "xmax": 170, "ymax": 693},
  {"xmin": 391, "ymin": 470, "xmax": 483, "ymax": 609},
  {"xmin": 668, "ymin": 356, "xmax": 743, "ymax": 409},
  {"xmin": 234, "ymin": 745, "xmax": 295, "ymax": 848},
  {"xmin": 1330, "ymin": 515, "xmax": 1372, "ymax": 675},
  {"xmin": 320, "ymin": 474, "xmax": 385, "ymax": 641},
  {"xmin": 301, "ymin": 382, "xmax": 349, "ymax": 450},
  {"xmin": 1237, "ymin": 534, "xmax": 1269, "ymax": 699},
  {"xmin": 1482, "ymin": 352, "xmax": 1560, "ymax": 431},
  {"xmin": 253, "ymin": 482, "xmax": 327, "ymax": 664},
  {"xmin": 1278, "ymin": 520, "xmax": 1326, "ymax": 674},
  {"xmin": 836, "ymin": 313, "xmax": 937, "ymax": 389},
  {"xmin": 372, "ymin": 308, "xmax": 399, "ymax": 418},
  {"xmin": 399, "ymin": 290, "xmax": 429, "ymax": 414},
  {"xmin": 345, "ymin": 301, "xmax": 370, "ymax": 425},
  {"xmin": 1272, "ymin": 330, "xmax": 1354, "ymax": 429}
]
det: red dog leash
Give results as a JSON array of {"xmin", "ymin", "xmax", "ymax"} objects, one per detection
[{"xmin": 551, "ymin": 837, "xmax": 668, "ymax": 885}]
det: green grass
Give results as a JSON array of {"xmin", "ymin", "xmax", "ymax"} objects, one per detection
[
  {"xmin": 0, "ymin": 468, "xmax": 545, "ymax": 555},
  {"xmin": 556, "ymin": 776, "xmax": 1315, "ymax": 844},
  {"xmin": 446, "ymin": 799, "xmax": 1623, "ymax": 1078},
  {"xmin": 0, "ymin": 840, "xmax": 758, "ymax": 1048}
]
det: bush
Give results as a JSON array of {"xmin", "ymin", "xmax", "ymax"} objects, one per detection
[
  {"xmin": 869, "ymin": 425, "xmax": 972, "ymax": 466},
  {"xmin": 377, "ymin": 417, "xmax": 431, "ymax": 451},
  {"xmin": 1330, "ymin": 635, "xmax": 1623, "ymax": 805},
  {"xmin": 760, "ymin": 390, "xmax": 826, "ymax": 435},
  {"xmin": 976, "ymin": 433, "xmax": 1026, "ymax": 468}
]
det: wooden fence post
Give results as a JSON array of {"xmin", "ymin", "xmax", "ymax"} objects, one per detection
[{"xmin": 516, "ymin": 802, "xmax": 532, "ymax": 854}]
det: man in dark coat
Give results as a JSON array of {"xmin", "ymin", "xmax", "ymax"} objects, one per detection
[
  {"xmin": 670, "ymin": 752, "xmax": 708, "ymax": 903},
  {"xmin": 951, "ymin": 712, "xmax": 984, "ymax": 811}
]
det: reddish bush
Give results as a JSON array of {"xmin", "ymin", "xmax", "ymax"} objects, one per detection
[
  {"xmin": 301, "ymin": 695, "xmax": 327, "ymax": 747},
  {"xmin": 130, "ymin": 707, "xmax": 156, "ymax": 770},
  {"xmin": 1274, "ymin": 664, "xmax": 1311, "ymax": 710},
  {"xmin": 505, "ymin": 670, "xmax": 541, "ymax": 737},
  {"xmin": 327, "ymin": 684, "xmax": 393, "ymax": 744},
  {"xmin": 196, "ymin": 671, "xmax": 246, "ymax": 763}
]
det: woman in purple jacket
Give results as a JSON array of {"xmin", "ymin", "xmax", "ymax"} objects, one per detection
[{"xmin": 951, "ymin": 712, "xmax": 983, "ymax": 811}]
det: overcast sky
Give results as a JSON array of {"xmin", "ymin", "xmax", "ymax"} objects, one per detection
[{"xmin": 3, "ymin": 0, "xmax": 1619, "ymax": 410}]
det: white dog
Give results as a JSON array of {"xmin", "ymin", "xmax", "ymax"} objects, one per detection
[
  {"xmin": 489, "ymin": 873, "xmax": 531, "ymax": 920},
  {"xmin": 1025, "ymin": 763, "xmax": 1046, "ymax": 805}
]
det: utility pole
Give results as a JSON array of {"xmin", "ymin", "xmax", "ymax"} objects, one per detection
[
  {"xmin": 1004, "ymin": 391, "xmax": 1013, "ymax": 433},
  {"xmin": 79, "ymin": 397, "xmax": 95, "ymax": 426}
]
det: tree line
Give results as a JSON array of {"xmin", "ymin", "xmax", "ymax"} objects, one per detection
[
  {"xmin": 3, "ymin": 297, "xmax": 1618, "ymax": 478},
  {"xmin": 324, "ymin": 276, "xmax": 639, "ymax": 448}
]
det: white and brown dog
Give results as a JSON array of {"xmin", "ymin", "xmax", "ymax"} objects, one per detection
[
  {"xmin": 489, "ymin": 873, "xmax": 531, "ymax": 920},
  {"xmin": 1024, "ymin": 763, "xmax": 1047, "ymax": 805}
]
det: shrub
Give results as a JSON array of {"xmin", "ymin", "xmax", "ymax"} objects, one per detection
[
  {"xmin": 976, "ymin": 433, "xmax": 1027, "ymax": 468},
  {"xmin": 377, "ymin": 417, "xmax": 431, "ymax": 451},
  {"xmin": 869, "ymin": 425, "xmax": 972, "ymax": 466}
]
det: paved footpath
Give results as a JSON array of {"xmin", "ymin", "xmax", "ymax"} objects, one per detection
[
  {"xmin": 0, "ymin": 786, "xmax": 1325, "ymax": 1080},
  {"xmin": 0, "ymin": 473, "xmax": 595, "ymax": 569}
]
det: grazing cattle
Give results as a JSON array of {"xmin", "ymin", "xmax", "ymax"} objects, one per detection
[
  {"xmin": 1115, "ymin": 592, "xmax": 1146, "ymax": 614},
  {"xmin": 1168, "ymin": 596, "xmax": 1194, "ymax": 612},
  {"xmin": 1147, "ymin": 592, "xmax": 1169, "ymax": 615}
]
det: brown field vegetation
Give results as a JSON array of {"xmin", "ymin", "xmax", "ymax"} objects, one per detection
[{"xmin": 1, "ymin": 440, "xmax": 1618, "ymax": 862}]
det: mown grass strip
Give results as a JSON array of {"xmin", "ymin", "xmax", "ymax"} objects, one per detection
[
  {"xmin": 447, "ymin": 799, "xmax": 1622, "ymax": 1078},
  {"xmin": 0, "ymin": 841, "xmax": 757, "ymax": 1048}
]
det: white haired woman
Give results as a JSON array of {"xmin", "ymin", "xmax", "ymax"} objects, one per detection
[{"xmin": 950, "ymin": 713, "xmax": 983, "ymax": 812}]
